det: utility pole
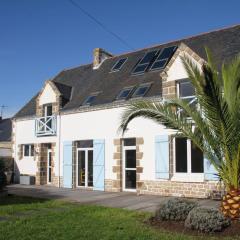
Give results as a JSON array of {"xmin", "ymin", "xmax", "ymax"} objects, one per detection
[{"xmin": 0, "ymin": 105, "xmax": 7, "ymax": 119}]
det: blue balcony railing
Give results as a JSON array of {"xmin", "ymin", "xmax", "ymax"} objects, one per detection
[{"xmin": 35, "ymin": 115, "xmax": 57, "ymax": 137}]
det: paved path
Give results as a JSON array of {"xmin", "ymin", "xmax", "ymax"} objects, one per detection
[{"xmin": 7, "ymin": 184, "xmax": 220, "ymax": 213}]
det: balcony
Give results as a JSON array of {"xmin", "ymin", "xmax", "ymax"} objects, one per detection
[{"xmin": 35, "ymin": 115, "xmax": 57, "ymax": 137}]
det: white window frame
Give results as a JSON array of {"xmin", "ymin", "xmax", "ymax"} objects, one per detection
[
  {"xmin": 23, "ymin": 144, "xmax": 34, "ymax": 158},
  {"xmin": 174, "ymin": 80, "xmax": 203, "ymax": 182},
  {"xmin": 176, "ymin": 80, "xmax": 198, "ymax": 119},
  {"xmin": 76, "ymin": 147, "xmax": 93, "ymax": 188},
  {"xmin": 172, "ymin": 138, "xmax": 204, "ymax": 182},
  {"xmin": 122, "ymin": 145, "xmax": 137, "ymax": 192}
]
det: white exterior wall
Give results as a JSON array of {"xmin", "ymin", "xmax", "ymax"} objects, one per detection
[
  {"xmin": 167, "ymin": 53, "xmax": 202, "ymax": 82},
  {"xmin": 60, "ymin": 107, "xmax": 172, "ymax": 181},
  {"xmin": 39, "ymin": 83, "xmax": 57, "ymax": 106},
  {"xmin": 14, "ymin": 107, "xmax": 170, "ymax": 182},
  {"xmin": 14, "ymin": 118, "xmax": 58, "ymax": 176}
]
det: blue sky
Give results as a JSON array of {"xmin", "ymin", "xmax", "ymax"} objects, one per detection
[{"xmin": 0, "ymin": 0, "xmax": 239, "ymax": 118}]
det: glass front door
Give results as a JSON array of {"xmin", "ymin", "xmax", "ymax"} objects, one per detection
[
  {"xmin": 123, "ymin": 147, "xmax": 136, "ymax": 191},
  {"xmin": 77, "ymin": 149, "xmax": 93, "ymax": 187}
]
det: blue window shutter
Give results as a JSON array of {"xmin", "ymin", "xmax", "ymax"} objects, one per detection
[
  {"xmin": 93, "ymin": 139, "xmax": 105, "ymax": 191},
  {"xmin": 155, "ymin": 135, "xmax": 169, "ymax": 179},
  {"xmin": 204, "ymin": 156, "xmax": 218, "ymax": 180},
  {"xmin": 63, "ymin": 141, "xmax": 73, "ymax": 188}
]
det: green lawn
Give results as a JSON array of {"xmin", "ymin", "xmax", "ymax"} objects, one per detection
[{"xmin": 0, "ymin": 195, "xmax": 238, "ymax": 240}]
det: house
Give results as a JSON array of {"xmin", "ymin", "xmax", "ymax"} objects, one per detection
[
  {"xmin": 12, "ymin": 24, "xmax": 240, "ymax": 198},
  {"xmin": 0, "ymin": 117, "xmax": 12, "ymax": 159}
]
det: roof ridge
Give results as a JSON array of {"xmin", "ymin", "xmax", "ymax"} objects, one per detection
[
  {"xmin": 52, "ymin": 24, "xmax": 240, "ymax": 71},
  {"xmin": 109, "ymin": 23, "xmax": 240, "ymax": 59}
]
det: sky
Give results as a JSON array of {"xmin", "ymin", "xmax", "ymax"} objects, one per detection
[{"xmin": 0, "ymin": 0, "xmax": 240, "ymax": 118}]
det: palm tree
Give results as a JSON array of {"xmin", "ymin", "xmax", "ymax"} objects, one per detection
[{"xmin": 119, "ymin": 49, "xmax": 240, "ymax": 219}]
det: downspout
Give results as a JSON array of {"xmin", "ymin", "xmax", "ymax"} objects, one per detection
[{"xmin": 58, "ymin": 113, "xmax": 61, "ymax": 188}]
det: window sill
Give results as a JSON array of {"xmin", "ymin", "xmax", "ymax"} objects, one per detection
[{"xmin": 171, "ymin": 173, "xmax": 204, "ymax": 182}]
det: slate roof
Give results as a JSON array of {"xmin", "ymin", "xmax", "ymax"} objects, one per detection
[
  {"xmin": 15, "ymin": 24, "xmax": 240, "ymax": 119},
  {"xmin": 0, "ymin": 118, "xmax": 12, "ymax": 142}
]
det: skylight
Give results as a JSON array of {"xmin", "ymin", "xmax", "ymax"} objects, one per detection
[
  {"xmin": 132, "ymin": 84, "xmax": 151, "ymax": 98},
  {"xmin": 82, "ymin": 95, "xmax": 97, "ymax": 106},
  {"xmin": 116, "ymin": 87, "xmax": 134, "ymax": 100},
  {"xmin": 111, "ymin": 58, "xmax": 127, "ymax": 72},
  {"xmin": 150, "ymin": 46, "xmax": 177, "ymax": 71},
  {"xmin": 132, "ymin": 50, "xmax": 159, "ymax": 75}
]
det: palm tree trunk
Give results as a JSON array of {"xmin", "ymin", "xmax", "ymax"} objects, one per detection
[{"xmin": 221, "ymin": 189, "xmax": 240, "ymax": 219}]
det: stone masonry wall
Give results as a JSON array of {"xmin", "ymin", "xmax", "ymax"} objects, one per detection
[{"xmin": 139, "ymin": 180, "xmax": 219, "ymax": 199}]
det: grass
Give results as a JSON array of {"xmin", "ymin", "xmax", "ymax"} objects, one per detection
[{"xmin": 0, "ymin": 195, "xmax": 238, "ymax": 240}]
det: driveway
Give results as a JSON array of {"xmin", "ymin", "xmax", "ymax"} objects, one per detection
[{"xmin": 7, "ymin": 184, "xmax": 220, "ymax": 213}]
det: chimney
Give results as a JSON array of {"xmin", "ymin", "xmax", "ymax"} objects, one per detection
[{"xmin": 93, "ymin": 48, "xmax": 113, "ymax": 69}]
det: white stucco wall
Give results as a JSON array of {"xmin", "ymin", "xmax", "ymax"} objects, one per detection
[
  {"xmin": 167, "ymin": 53, "xmax": 202, "ymax": 82},
  {"xmin": 60, "ymin": 106, "xmax": 172, "ymax": 181},
  {"xmin": 14, "ymin": 106, "xmax": 172, "ymax": 182},
  {"xmin": 14, "ymin": 118, "xmax": 58, "ymax": 177},
  {"xmin": 39, "ymin": 83, "xmax": 57, "ymax": 106}
]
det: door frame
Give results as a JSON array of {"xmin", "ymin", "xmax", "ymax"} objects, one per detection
[
  {"xmin": 122, "ymin": 145, "xmax": 137, "ymax": 192},
  {"xmin": 76, "ymin": 147, "xmax": 93, "ymax": 188},
  {"xmin": 47, "ymin": 148, "xmax": 52, "ymax": 184}
]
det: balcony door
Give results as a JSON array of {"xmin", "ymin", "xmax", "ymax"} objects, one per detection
[
  {"xmin": 44, "ymin": 105, "xmax": 53, "ymax": 129},
  {"xmin": 76, "ymin": 148, "xmax": 93, "ymax": 188}
]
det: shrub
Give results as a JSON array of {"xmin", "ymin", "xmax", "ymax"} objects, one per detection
[
  {"xmin": 185, "ymin": 207, "xmax": 231, "ymax": 233},
  {"xmin": 155, "ymin": 198, "xmax": 198, "ymax": 221},
  {"xmin": 0, "ymin": 159, "xmax": 7, "ymax": 190}
]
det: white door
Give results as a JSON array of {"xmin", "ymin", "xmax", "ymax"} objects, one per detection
[
  {"xmin": 76, "ymin": 148, "xmax": 93, "ymax": 187},
  {"xmin": 47, "ymin": 149, "xmax": 52, "ymax": 184},
  {"xmin": 123, "ymin": 145, "xmax": 136, "ymax": 192}
]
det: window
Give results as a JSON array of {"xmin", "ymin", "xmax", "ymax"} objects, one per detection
[
  {"xmin": 177, "ymin": 79, "xmax": 197, "ymax": 117},
  {"xmin": 150, "ymin": 46, "xmax": 177, "ymax": 71},
  {"xmin": 175, "ymin": 137, "xmax": 203, "ymax": 176},
  {"xmin": 116, "ymin": 87, "xmax": 134, "ymax": 100},
  {"xmin": 123, "ymin": 138, "xmax": 136, "ymax": 146},
  {"xmin": 82, "ymin": 95, "xmax": 97, "ymax": 106},
  {"xmin": 111, "ymin": 58, "xmax": 127, "ymax": 72},
  {"xmin": 132, "ymin": 84, "xmax": 151, "ymax": 98},
  {"xmin": 179, "ymin": 80, "xmax": 195, "ymax": 98},
  {"xmin": 23, "ymin": 144, "xmax": 34, "ymax": 157},
  {"xmin": 76, "ymin": 140, "xmax": 93, "ymax": 148},
  {"xmin": 132, "ymin": 50, "xmax": 159, "ymax": 75}
]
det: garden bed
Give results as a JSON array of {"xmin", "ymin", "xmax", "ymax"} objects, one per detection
[{"xmin": 148, "ymin": 216, "xmax": 240, "ymax": 238}]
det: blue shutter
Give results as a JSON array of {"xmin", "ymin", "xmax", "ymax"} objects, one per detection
[
  {"xmin": 93, "ymin": 139, "xmax": 105, "ymax": 191},
  {"xmin": 63, "ymin": 141, "xmax": 73, "ymax": 188},
  {"xmin": 204, "ymin": 156, "xmax": 218, "ymax": 180},
  {"xmin": 155, "ymin": 135, "xmax": 169, "ymax": 179}
]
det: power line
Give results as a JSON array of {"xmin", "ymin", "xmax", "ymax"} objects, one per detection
[{"xmin": 68, "ymin": 0, "xmax": 135, "ymax": 51}]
